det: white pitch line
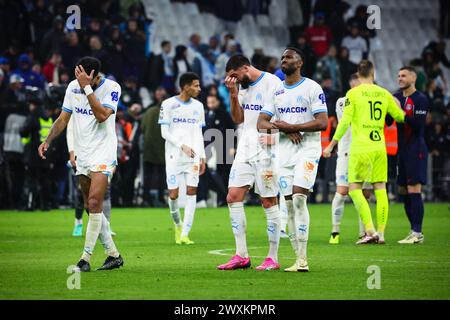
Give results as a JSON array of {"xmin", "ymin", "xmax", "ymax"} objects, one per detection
[{"xmin": 208, "ymin": 247, "xmax": 449, "ymax": 264}]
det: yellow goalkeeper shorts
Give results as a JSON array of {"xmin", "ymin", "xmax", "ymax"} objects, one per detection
[{"xmin": 348, "ymin": 149, "xmax": 387, "ymax": 184}]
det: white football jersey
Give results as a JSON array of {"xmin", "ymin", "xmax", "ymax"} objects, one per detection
[
  {"xmin": 261, "ymin": 77, "xmax": 327, "ymax": 167},
  {"xmin": 158, "ymin": 96, "xmax": 205, "ymax": 166},
  {"xmin": 234, "ymin": 72, "xmax": 283, "ymax": 163},
  {"xmin": 62, "ymin": 78, "xmax": 121, "ymax": 167},
  {"xmin": 335, "ymin": 96, "xmax": 351, "ymax": 155}
]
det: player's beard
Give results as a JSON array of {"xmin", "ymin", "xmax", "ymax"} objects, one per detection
[
  {"xmin": 240, "ymin": 75, "xmax": 251, "ymax": 89},
  {"xmin": 282, "ymin": 65, "xmax": 297, "ymax": 76}
]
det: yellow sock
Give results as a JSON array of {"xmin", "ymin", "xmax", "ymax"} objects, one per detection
[
  {"xmin": 349, "ymin": 189, "xmax": 375, "ymax": 233},
  {"xmin": 375, "ymin": 189, "xmax": 389, "ymax": 233}
]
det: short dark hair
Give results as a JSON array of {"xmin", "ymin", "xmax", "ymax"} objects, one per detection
[
  {"xmin": 225, "ymin": 54, "xmax": 251, "ymax": 72},
  {"xmin": 76, "ymin": 56, "xmax": 101, "ymax": 78},
  {"xmin": 161, "ymin": 40, "xmax": 170, "ymax": 48},
  {"xmin": 357, "ymin": 59, "xmax": 374, "ymax": 78},
  {"xmin": 179, "ymin": 72, "xmax": 200, "ymax": 89},
  {"xmin": 284, "ymin": 46, "xmax": 305, "ymax": 62},
  {"xmin": 399, "ymin": 66, "xmax": 417, "ymax": 74},
  {"xmin": 349, "ymin": 73, "xmax": 359, "ymax": 82}
]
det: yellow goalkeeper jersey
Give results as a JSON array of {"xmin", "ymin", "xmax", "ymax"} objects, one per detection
[{"xmin": 333, "ymin": 83, "xmax": 405, "ymax": 154}]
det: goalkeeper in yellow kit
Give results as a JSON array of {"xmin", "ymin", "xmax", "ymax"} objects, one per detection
[{"xmin": 323, "ymin": 60, "xmax": 405, "ymax": 244}]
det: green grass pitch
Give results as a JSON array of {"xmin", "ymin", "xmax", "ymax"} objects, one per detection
[{"xmin": 0, "ymin": 203, "xmax": 449, "ymax": 300}]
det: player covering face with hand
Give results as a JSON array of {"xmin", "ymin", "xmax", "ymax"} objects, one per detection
[
  {"xmin": 159, "ymin": 72, "xmax": 206, "ymax": 245},
  {"xmin": 257, "ymin": 48, "xmax": 328, "ymax": 272},
  {"xmin": 38, "ymin": 56, "xmax": 123, "ymax": 272},
  {"xmin": 217, "ymin": 54, "xmax": 283, "ymax": 271}
]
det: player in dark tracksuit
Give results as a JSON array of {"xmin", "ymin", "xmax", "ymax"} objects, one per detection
[{"xmin": 393, "ymin": 66, "xmax": 428, "ymax": 244}]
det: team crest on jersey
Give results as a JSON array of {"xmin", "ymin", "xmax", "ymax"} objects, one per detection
[
  {"xmin": 193, "ymin": 110, "xmax": 199, "ymax": 116},
  {"xmin": 72, "ymin": 88, "xmax": 83, "ymax": 94},
  {"xmin": 111, "ymin": 91, "xmax": 119, "ymax": 102},
  {"xmin": 172, "ymin": 104, "xmax": 181, "ymax": 110},
  {"xmin": 405, "ymin": 104, "xmax": 412, "ymax": 111},
  {"xmin": 345, "ymin": 98, "xmax": 350, "ymax": 106},
  {"xmin": 256, "ymin": 93, "xmax": 262, "ymax": 101},
  {"xmin": 319, "ymin": 93, "xmax": 326, "ymax": 104}
]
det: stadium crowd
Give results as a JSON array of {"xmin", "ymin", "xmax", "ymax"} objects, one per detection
[{"xmin": 0, "ymin": 0, "xmax": 449, "ymax": 211}]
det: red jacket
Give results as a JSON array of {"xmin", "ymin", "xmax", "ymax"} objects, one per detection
[{"xmin": 304, "ymin": 25, "xmax": 333, "ymax": 57}]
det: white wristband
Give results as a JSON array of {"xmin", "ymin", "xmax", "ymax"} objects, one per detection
[{"xmin": 83, "ymin": 85, "xmax": 93, "ymax": 96}]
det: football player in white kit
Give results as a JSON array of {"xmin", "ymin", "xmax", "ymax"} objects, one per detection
[
  {"xmin": 159, "ymin": 72, "xmax": 206, "ymax": 245},
  {"xmin": 326, "ymin": 73, "xmax": 370, "ymax": 244},
  {"xmin": 258, "ymin": 48, "xmax": 328, "ymax": 272},
  {"xmin": 216, "ymin": 55, "xmax": 283, "ymax": 271},
  {"xmin": 38, "ymin": 57, "xmax": 123, "ymax": 272}
]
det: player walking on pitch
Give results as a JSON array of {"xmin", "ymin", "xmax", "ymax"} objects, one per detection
[
  {"xmin": 217, "ymin": 55, "xmax": 283, "ymax": 271},
  {"xmin": 323, "ymin": 60, "xmax": 405, "ymax": 244},
  {"xmin": 328, "ymin": 73, "xmax": 370, "ymax": 244},
  {"xmin": 38, "ymin": 56, "xmax": 123, "ymax": 271},
  {"xmin": 258, "ymin": 47, "xmax": 328, "ymax": 271},
  {"xmin": 159, "ymin": 72, "xmax": 206, "ymax": 245},
  {"xmin": 394, "ymin": 67, "xmax": 428, "ymax": 244}
]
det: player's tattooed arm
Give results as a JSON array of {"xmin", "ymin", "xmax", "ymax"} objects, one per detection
[
  {"xmin": 274, "ymin": 112, "xmax": 328, "ymax": 133},
  {"xmin": 38, "ymin": 110, "xmax": 71, "ymax": 159},
  {"xmin": 225, "ymin": 76, "xmax": 244, "ymax": 124}
]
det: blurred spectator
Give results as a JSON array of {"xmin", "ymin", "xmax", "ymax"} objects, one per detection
[
  {"xmin": 106, "ymin": 27, "xmax": 126, "ymax": 82},
  {"xmin": 186, "ymin": 33, "xmax": 203, "ymax": 66},
  {"xmin": 198, "ymin": 94, "xmax": 235, "ymax": 206},
  {"xmin": 173, "ymin": 45, "xmax": 191, "ymax": 93},
  {"xmin": 60, "ymin": 31, "xmax": 85, "ymax": 73},
  {"xmin": 346, "ymin": 5, "xmax": 377, "ymax": 44},
  {"xmin": 314, "ymin": 0, "xmax": 350, "ymax": 45},
  {"xmin": 337, "ymin": 46, "xmax": 357, "ymax": 94},
  {"xmin": 410, "ymin": 58, "xmax": 428, "ymax": 92},
  {"xmin": 427, "ymin": 121, "xmax": 449, "ymax": 200},
  {"xmin": 292, "ymin": 33, "xmax": 316, "ymax": 78},
  {"xmin": 251, "ymin": 48, "xmax": 266, "ymax": 71},
  {"xmin": 314, "ymin": 45, "xmax": 342, "ymax": 92},
  {"xmin": 29, "ymin": 0, "xmax": 53, "ymax": 47},
  {"xmin": 192, "ymin": 44, "xmax": 216, "ymax": 88},
  {"xmin": 120, "ymin": 76, "xmax": 142, "ymax": 109},
  {"xmin": 12, "ymin": 54, "xmax": 46, "ymax": 89},
  {"xmin": 121, "ymin": 103, "xmax": 142, "ymax": 206},
  {"xmin": 141, "ymin": 87, "xmax": 168, "ymax": 207},
  {"xmin": 341, "ymin": 23, "xmax": 368, "ymax": 64},
  {"xmin": 3, "ymin": 102, "xmax": 27, "ymax": 209},
  {"xmin": 215, "ymin": 40, "xmax": 238, "ymax": 82},
  {"xmin": 89, "ymin": 35, "xmax": 111, "ymax": 75},
  {"xmin": 20, "ymin": 103, "xmax": 53, "ymax": 211},
  {"xmin": 422, "ymin": 40, "xmax": 450, "ymax": 69},
  {"xmin": 42, "ymin": 52, "xmax": 64, "ymax": 84},
  {"xmin": 263, "ymin": 56, "xmax": 279, "ymax": 74},
  {"xmin": 208, "ymin": 36, "xmax": 221, "ymax": 63},
  {"xmin": 145, "ymin": 41, "xmax": 174, "ymax": 93},
  {"xmin": 123, "ymin": 18, "xmax": 147, "ymax": 81},
  {"xmin": 40, "ymin": 16, "xmax": 65, "ymax": 63},
  {"xmin": 213, "ymin": 0, "xmax": 244, "ymax": 34},
  {"xmin": 304, "ymin": 12, "xmax": 333, "ymax": 58}
]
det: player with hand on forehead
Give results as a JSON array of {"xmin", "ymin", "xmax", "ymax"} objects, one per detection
[{"xmin": 217, "ymin": 55, "xmax": 283, "ymax": 271}]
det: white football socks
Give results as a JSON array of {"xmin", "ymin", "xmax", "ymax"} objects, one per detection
[
  {"xmin": 75, "ymin": 218, "xmax": 82, "ymax": 226},
  {"xmin": 285, "ymin": 199, "xmax": 298, "ymax": 255},
  {"xmin": 264, "ymin": 205, "xmax": 281, "ymax": 262},
  {"xmin": 293, "ymin": 193, "xmax": 310, "ymax": 258},
  {"xmin": 181, "ymin": 195, "xmax": 196, "ymax": 238},
  {"xmin": 168, "ymin": 198, "xmax": 182, "ymax": 227},
  {"xmin": 331, "ymin": 192, "xmax": 347, "ymax": 233},
  {"xmin": 98, "ymin": 213, "xmax": 119, "ymax": 258},
  {"xmin": 279, "ymin": 196, "xmax": 288, "ymax": 232},
  {"xmin": 81, "ymin": 213, "xmax": 102, "ymax": 262},
  {"xmin": 229, "ymin": 202, "xmax": 248, "ymax": 258}
]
